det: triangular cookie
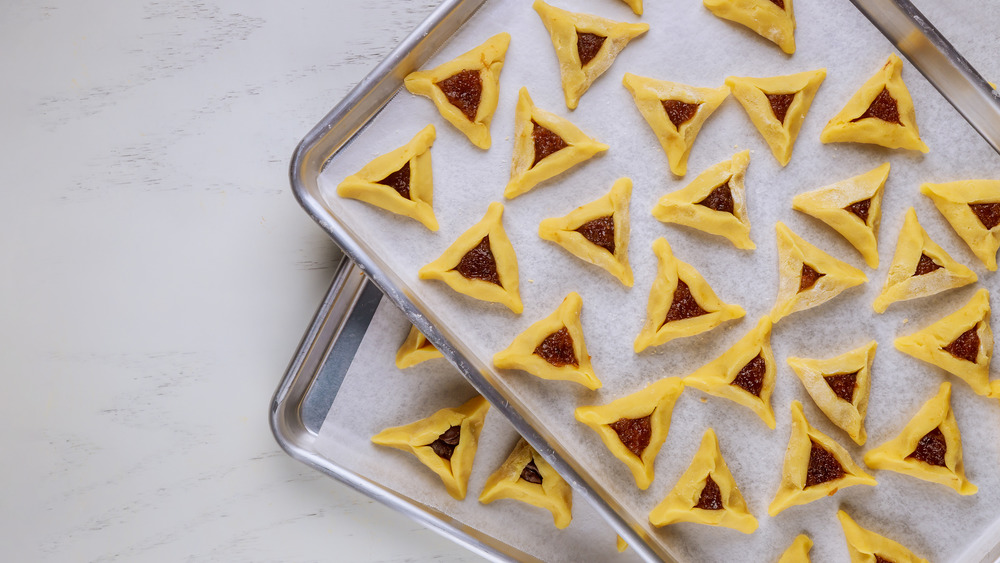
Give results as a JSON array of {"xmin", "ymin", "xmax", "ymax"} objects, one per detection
[
  {"xmin": 395, "ymin": 324, "xmax": 444, "ymax": 369},
  {"xmin": 726, "ymin": 69, "xmax": 826, "ymax": 166},
  {"xmin": 837, "ymin": 511, "xmax": 930, "ymax": 563},
  {"xmin": 403, "ymin": 33, "xmax": 509, "ymax": 149},
  {"xmin": 864, "ymin": 382, "xmax": 977, "ymax": 495},
  {"xmin": 506, "ymin": 87, "xmax": 609, "ymax": 199},
  {"xmin": 921, "ymin": 180, "xmax": 1000, "ymax": 271},
  {"xmin": 894, "ymin": 288, "xmax": 993, "ymax": 395},
  {"xmin": 769, "ymin": 222, "xmax": 868, "ymax": 323},
  {"xmin": 336, "ymin": 124, "xmax": 439, "ymax": 231},
  {"xmin": 787, "ymin": 341, "xmax": 877, "ymax": 446},
  {"xmin": 419, "ymin": 202, "xmax": 522, "ymax": 313},
  {"xmin": 792, "ymin": 162, "xmax": 890, "ymax": 269},
  {"xmin": 574, "ymin": 377, "xmax": 685, "ymax": 489},
  {"xmin": 493, "ymin": 292, "xmax": 602, "ymax": 389},
  {"xmin": 820, "ymin": 54, "xmax": 929, "ymax": 152},
  {"xmin": 479, "ymin": 438, "xmax": 573, "ymax": 529},
  {"xmin": 371, "ymin": 395, "xmax": 490, "ymax": 500},
  {"xmin": 622, "ymin": 73, "xmax": 730, "ymax": 176},
  {"xmin": 533, "ymin": 0, "xmax": 649, "ymax": 110},
  {"xmin": 634, "ymin": 238, "xmax": 746, "ymax": 352},
  {"xmin": 648, "ymin": 428, "xmax": 759, "ymax": 534},
  {"xmin": 651, "ymin": 151, "xmax": 754, "ymax": 249},
  {"xmin": 684, "ymin": 317, "xmax": 777, "ymax": 428},
  {"xmin": 768, "ymin": 401, "xmax": 877, "ymax": 516},
  {"xmin": 872, "ymin": 208, "xmax": 977, "ymax": 313},
  {"xmin": 778, "ymin": 534, "xmax": 813, "ymax": 563},
  {"xmin": 703, "ymin": 0, "xmax": 796, "ymax": 54},
  {"xmin": 538, "ymin": 177, "xmax": 633, "ymax": 286}
]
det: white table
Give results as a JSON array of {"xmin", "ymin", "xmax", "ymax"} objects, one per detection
[{"xmin": 2, "ymin": 1, "xmax": 478, "ymax": 560}]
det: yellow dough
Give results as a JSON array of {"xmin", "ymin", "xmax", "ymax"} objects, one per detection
[
  {"xmin": 703, "ymin": 0, "xmax": 796, "ymax": 54},
  {"xmin": 479, "ymin": 438, "xmax": 573, "ymax": 529},
  {"xmin": 533, "ymin": 0, "xmax": 649, "ymax": 110},
  {"xmin": 419, "ymin": 202, "xmax": 522, "ymax": 314},
  {"xmin": 634, "ymin": 238, "xmax": 745, "ymax": 352},
  {"xmin": 395, "ymin": 324, "xmax": 444, "ymax": 369},
  {"xmin": 616, "ymin": 535, "xmax": 628, "ymax": 552},
  {"xmin": 506, "ymin": 87, "xmax": 609, "ymax": 199},
  {"xmin": 864, "ymin": 382, "xmax": 976, "ymax": 495},
  {"xmin": 787, "ymin": 341, "xmax": 876, "ymax": 446},
  {"xmin": 768, "ymin": 401, "xmax": 877, "ymax": 516},
  {"xmin": 404, "ymin": 33, "xmax": 509, "ymax": 149},
  {"xmin": 921, "ymin": 179, "xmax": 1000, "ymax": 270},
  {"xmin": 648, "ymin": 428, "xmax": 758, "ymax": 534},
  {"xmin": 651, "ymin": 151, "xmax": 754, "ymax": 249},
  {"xmin": 770, "ymin": 222, "xmax": 868, "ymax": 323},
  {"xmin": 777, "ymin": 534, "xmax": 813, "ymax": 563},
  {"xmin": 894, "ymin": 288, "xmax": 993, "ymax": 396},
  {"xmin": 538, "ymin": 177, "xmax": 633, "ymax": 286},
  {"xmin": 622, "ymin": 73, "xmax": 729, "ymax": 176},
  {"xmin": 618, "ymin": 0, "xmax": 642, "ymax": 15},
  {"xmin": 873, "ymin": 208, "xmax": 977, "ymax": 313},
  {"xmin": 837, "ymin": 511, "xmax": 930, "ymax": 563},
  {"xmin": 726, "ymin": 69, "xmax": 826, "ymax": 166},
  {"xmin": 684, "ymin": 317, "xmax": 777, "ymax": 429},
  {"xmin": 574, "ymin": 377, "xmax": 685, "ymax": 489},
  {"xmin": 371, "ymin": 395, "xmax": 490, "ymax": 500},
  {"xmin": 493, "ymin": 292, "xmax": 601, "ymax": 390},
  {"xmin": 820, "ymin": 54, "xmax": 929, "ymax": 152},
  {"xmin": 792, "ymin": 162, "xmax": 889, "ymax": 269},
  {"xmin": 336, "ymin": 124, "xmax": 439, "ymax": 231}
]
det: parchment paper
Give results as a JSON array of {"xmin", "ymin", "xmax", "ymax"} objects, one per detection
[{"xmin": 315, "ymin": 0, "xmax": 1000, "ymax": 560}]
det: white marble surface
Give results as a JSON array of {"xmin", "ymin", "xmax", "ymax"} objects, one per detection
[{"xmin": 1, "ymin": 0, "xmax": 480, "ymax": 560}]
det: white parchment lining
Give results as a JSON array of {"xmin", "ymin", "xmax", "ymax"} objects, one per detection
[{"xmin": 314, "ymin": 0, "xmax": 1000, "ymax": 560}]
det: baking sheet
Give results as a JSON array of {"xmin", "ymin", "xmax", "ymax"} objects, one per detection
[
  {"xmin": 314, "ymin": 300, "xmax": 642, "ymax": 563},
  {"xmin": 315, "ymin": 0, "xmax": 1000, "ymax": 560}
]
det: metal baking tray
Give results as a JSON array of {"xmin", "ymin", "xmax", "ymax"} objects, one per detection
[
  {"xmin": 286, "ymin": 0, "xmax": 1000, "ymax": 561},
  {"xmin": 270, "ymin": 257, "xmax": 640, "ymax": 562}
]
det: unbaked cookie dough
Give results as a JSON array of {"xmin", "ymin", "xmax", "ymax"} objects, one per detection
[
  {"xmin": 864, "ymin": 382, "xmax": 976, "ymax": 495},
  {"xmin": 574, "ymin": 377, "xmax": 685, "ymax": 490},
  {"xmin": 493, "ymin": 292, "xmax": 601, "ymax": 389},
  {"xmin": 419, "ymin": 202, "xmax": 522, "ymax": 313},
  {"xmin": 337, "ymin": 124, "xmax": 439, "ymax": 231},
  {"xmin": 404, "ymin": 33, "xmax": 510, "ymax": 149},
  {"xmin": 652, "ymin": 151, "xmax": 754, "ymax": 249},
  {"xmin": 634, "ymin": 238, "xmax": 745, "ymax": 352},
  {"xmin": 726, "ymin": 69, "xmax": 826, "ymax": 166},
  {"xmin": 820, "ymin": 53, "xmax": 928, "ymax": 152},
  {"xmin": 479, "ymin": 438, "xmax": 573, "ymax": 529},
  {"xmin": 371, "ymin": 395, "xmax": 490, "ymax": 500},
  {"xmin": 648, "ymin": 428, "xmax": 758, "ymax": 534},
  {"xmin": 538, "ymin": 177, "xmax": 633, "ymax": 286},
  {"xmin": 533, "ymin": 0, "xmax": 649, "ymax": 109},
  {"xmin": 792, "ymin": 162, "xmax": 889, "ymax": 269},
  {"xmin": 622, "ymin": 73, "xmax": 729, "ymax": 176},
  {"xmin": 768, "ymin": 401, "xmax": 876, "ymax": 516}
]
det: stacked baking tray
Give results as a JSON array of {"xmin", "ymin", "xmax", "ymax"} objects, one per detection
[{"xmin": 274, "ymin": 0, "xmax": 1000, "ymax": 560}]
